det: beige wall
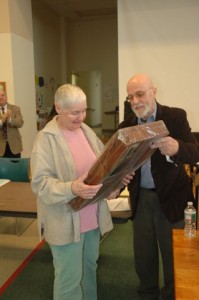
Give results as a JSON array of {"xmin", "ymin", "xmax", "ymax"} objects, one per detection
[
  {"xmin": 0, "ymin": 0, "xmax": 10, "ymax": 32},
  {"xmin": 32, "ymin": 0, "xmax": 63, "ymax": 110},
  {"xmin": 0, "ymin": 0, "xmax": 37, "ymax": 157},
  {"xmin": 1, "ymin": 0, "xmax": 119, "ymax": 147},
  {"xmin": 32, "ymin": 1, "xmax": 118, "ymax": 130},
  {"xmin": 9, "ymin": 0, "xmax": 33, "ymax": 40},
  {"xmin": 68, "ymin": 18, "xmax": 118, "ymax": 130}
]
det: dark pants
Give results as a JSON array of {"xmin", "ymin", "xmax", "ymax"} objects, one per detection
[
  {"xmin": 2, "ymin": 142, "xmax": 21, "ymax": 158},
  {"xmin": 133, "ymin": 188, "xmax": 184, "ymax": 300}
]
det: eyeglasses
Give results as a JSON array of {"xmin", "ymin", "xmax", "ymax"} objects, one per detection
[{"xmin": 126, "ymin": 87, "xmax": 152, "ymax": 102}]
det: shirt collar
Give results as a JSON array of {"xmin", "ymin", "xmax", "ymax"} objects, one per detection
[
  {"xmin": 1, "ymin": 104, "xmax": 7, "ymax": 109},
  {"xmin": 138, "ymin": 101, "xmax": 157, "ymax": 124}
]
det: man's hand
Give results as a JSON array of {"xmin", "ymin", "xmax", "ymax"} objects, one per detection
[
  {"xmin": 150, "ymin": 137, "xmax": 179, "ymax": 156},
  {"xmin": 1, "ymin": 112, "xmax": 8, "ymax": 124}
]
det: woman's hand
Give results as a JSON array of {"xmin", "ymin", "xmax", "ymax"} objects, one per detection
[
  {"xmin": 71, "ymin": 173, "xmax": 102, "ymax": 199},
  {"xmin": 107, "ymin": 188, "xmax": 120, "ymax": 200}
]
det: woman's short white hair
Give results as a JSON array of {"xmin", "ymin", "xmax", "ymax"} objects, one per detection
[{"xmin": 54, "ymin": 84, "xmax": 86, "ymax": 109}]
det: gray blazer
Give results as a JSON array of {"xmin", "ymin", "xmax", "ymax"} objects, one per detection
[{"xmin": 31, "ymin": 117, "xmax": 113, "ymax": 245}]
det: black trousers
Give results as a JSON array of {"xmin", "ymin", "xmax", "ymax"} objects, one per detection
[
  {"xmin": 133, "ymin": 188, "xmax": 184, "ymax": 300},
  {"xmin": 2, "ymin": 142, "xmax": 21, "ymax": 158}
]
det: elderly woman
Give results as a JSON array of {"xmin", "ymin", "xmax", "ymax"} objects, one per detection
[{"xmin": 31, "ymin": 84, "xmax": 132, "ymax": 300}]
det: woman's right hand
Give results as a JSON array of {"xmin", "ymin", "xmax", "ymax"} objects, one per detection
[{"xmin": 71, "ymin": 173, "xmax": 102, "ymax": 199}]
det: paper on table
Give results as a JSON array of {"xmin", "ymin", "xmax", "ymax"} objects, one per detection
[
  {"xmin": 120, "ymin": 187, "xmax": 129, "ymax": 197},
  {"xmin": 0, "ymin": 179, "xmax": 10, "ymax": 187},
  {"xmin": 107, "ymin": 197, "xmax": 131, "ymax": 211}
]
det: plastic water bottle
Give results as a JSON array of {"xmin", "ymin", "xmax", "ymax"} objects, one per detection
[{"xmin": 184, "ymin": 202, "xmax": 196, "ymax": 238}]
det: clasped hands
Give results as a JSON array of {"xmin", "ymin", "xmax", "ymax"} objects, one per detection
[
  {"xmin": 71, "ymin": 172, "xmax": 135, "ymax": 200},
  {"xmin": 1, "ymin": 110, "xmax": 11, "ymax": 124}
]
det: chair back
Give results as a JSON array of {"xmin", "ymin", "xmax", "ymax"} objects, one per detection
[{"xmin": 0, "ymin": 158, "xmax": 30, "ymax": 182}]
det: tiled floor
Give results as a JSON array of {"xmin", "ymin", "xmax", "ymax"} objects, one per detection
[{"xmin": 0, "ymin": 217, "xmax": 39, "ymax": 288}]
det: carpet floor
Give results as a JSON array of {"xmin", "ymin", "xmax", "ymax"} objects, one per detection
[{"xmin": 0, "ymin": 221, "xmax": 160, "ymax": 300}]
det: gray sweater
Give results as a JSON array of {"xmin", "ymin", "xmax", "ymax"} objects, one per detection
[{"xmin": 31, "ymin": 117, "xmax": 113, "ymax": 245}]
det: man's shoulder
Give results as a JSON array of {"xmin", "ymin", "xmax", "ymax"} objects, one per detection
[
  {"xmin": 7, "ymin": 103, "xmax": 20, "ymax": 110},
  {"xmin": 158, "ymin": 103, "xmax": 186, "ymax": 117},
  {"xmin": 118, "ymin": 112, "xmax": 137, "ymax": 129}
]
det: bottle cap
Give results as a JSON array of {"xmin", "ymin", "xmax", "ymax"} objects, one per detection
[{"xmin": 188, "ymin": 202, "xmax": 193, "ymax": 205}]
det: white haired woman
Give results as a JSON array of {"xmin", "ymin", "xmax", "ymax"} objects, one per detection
[{"xmin": 31, "ymin": 84, "xmax": 133, "ymax": 300}]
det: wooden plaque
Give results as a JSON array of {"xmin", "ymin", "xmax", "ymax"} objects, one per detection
[{"xmin": 69, "ymin": 120, "xmax": 169, "ymax": 211}]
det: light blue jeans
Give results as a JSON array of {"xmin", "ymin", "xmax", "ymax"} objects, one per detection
[{"xmin": 50, "ymin": 228, "xmax": 100, "ymax": 300}]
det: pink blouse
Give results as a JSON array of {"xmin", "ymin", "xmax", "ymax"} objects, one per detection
[{"xmin": 63, "ymin": 128, "xmax": 99, "ymax": 233}]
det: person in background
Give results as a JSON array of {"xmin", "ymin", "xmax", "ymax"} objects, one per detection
[
  {"xmin": 39, "ymin": 104, "xmax": 57, "ymax": 130},
  {"xmin": 31, "ymin": 83, "xmax": 133, "ymax": 300},
  {"xmin": 118, "ymin": 73, "xmax": 199, "ymax": 300},
  {"xmin": 124, "ymin": 98, "xmax": 133, "ymax": 120},
  {"xmin": 0, "ymin": 89, "xmax": 24, "ymax": 158}
]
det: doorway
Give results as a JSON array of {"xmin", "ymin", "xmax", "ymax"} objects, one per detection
[{"xmin": 71, "ymin": 71, "xmax": 102, "ymax": 128}]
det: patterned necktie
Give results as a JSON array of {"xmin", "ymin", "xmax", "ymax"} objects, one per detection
[{"xmin": 1, "ymin": 107, "xmax": 7, "ymax": 140}]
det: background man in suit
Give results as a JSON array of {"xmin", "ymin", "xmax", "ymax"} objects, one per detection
[
  {"xmin": 119, "ymin": 73, "xmax": 199, "ymax": 300},
  {"xmin": 0, "ymin": 89, "xmax": 24, "ymax": 157}
]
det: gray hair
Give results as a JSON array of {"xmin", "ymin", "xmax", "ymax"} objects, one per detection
[{"xmin": 54, "ymin": 84, "xmax": 86, "ymax": 109}]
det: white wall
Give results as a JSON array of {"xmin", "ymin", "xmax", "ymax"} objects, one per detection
[{"xmin": 118, "ymin": 0, "xmax": 199, "ymax": 131}]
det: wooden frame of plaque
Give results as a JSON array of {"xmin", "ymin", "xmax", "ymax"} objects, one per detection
[{"xmin": 69, "ymin": 120, "xmax": 169, "ymax": 211}]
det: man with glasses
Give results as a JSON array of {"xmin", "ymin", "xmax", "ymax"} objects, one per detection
[{"xmin": 118, "ymin": 73, "xmax": 199, "ymax": 300}]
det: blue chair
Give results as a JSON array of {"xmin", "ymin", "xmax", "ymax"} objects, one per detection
[
  {"xmin": 0, "ymin": 157, "xmax": 31, "ymax": 235},
  {"xmin": 0, "ymin": 158, "xmax": 30, "ymax": 182}
]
